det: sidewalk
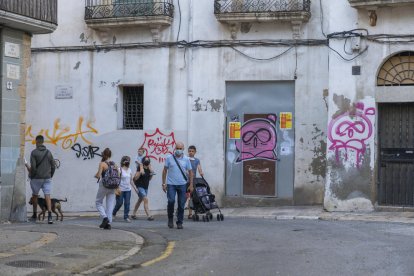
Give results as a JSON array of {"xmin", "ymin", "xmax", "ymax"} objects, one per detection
[
  {"xmin": 1, "ymin": 206, "xmax": 414, "ymax": 275},
  {"xmin": 41, "ymin": 205, "xmax": 414, "ymax": 224}
]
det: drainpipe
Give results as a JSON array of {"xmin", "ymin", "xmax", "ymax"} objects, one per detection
[{"xmin": 186, "ymin": 0, "xmax": 193, "ymax": 146}]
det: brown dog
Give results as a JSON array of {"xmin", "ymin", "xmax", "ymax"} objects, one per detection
[{"xmin": 29, "ymin": 197, "xmax": 67, "ymax": 221}]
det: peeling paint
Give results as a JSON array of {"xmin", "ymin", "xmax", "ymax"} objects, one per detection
[
  {"xmin": 323, "ymin": 89, "xmax": 328, "ymax": 110},
  {"xmin": 310, "ymin": 140, "xmax": 327, "ymax": 179},
  {"xmin": 241, "ymin": 23, "xmax": 253, "ymax": 33},
  {"xmin": 328, "ymin": 148, "xmax": 372, "ymax": 201},
  {"xmin": 73, "ymin": 61, "xmax": 80, "ymax": 70},
  {"xmin": 332, "ymin": 94, "xmax": 351, "ymax": 118},
  {"xmin": 193, "ymin": 97, "xmax": 223, "ymax": 112},
  {"xmin": 207, "ymin": 99, "xmax": 223, "ymax": 112}
]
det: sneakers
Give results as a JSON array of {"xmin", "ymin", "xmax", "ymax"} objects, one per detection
[
  {"xmin": 177, "ymin": 223, "xmax": 183, "ymax": 229},
  {"xmin": 168, "ymin": 218, "xmax": 174, "ymax": 229},
  {"xmin": 124, "ymin": 218, "xmax": 131, "ymax": 223},
  {"xmin": 48, "ymin": 212, "xmax": 53, "ymax": 224},
  {"xmin": 104, "ymin": 223, "xmax": 111, "ymax": 230},
  {"xmin": 131, "ymin": 215, "xmax": 137, "ymax": 220},
  {"xmin": 99, "ymin": 217, "xmax": 109, "ymax": 229},
  {"xmin": 147, "ymin": 216, "xmax": 154, "ymax": 221}
]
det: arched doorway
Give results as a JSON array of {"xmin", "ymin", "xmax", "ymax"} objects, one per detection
[{"xmin": 377, "ymin": 51, "xmax": 414, "ymax": 206}]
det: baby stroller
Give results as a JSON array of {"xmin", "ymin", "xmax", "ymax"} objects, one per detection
[{"xmin": 190, "ymin": 177, "xmax": 224, "ymax": 222}]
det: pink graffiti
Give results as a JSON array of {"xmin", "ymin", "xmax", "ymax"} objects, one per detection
[
  {"xmin": 139, "ymin": 128, "xmax": 176, "ymax": 163},
  {"xmin": 328, "ymin": 102, "xmax": 375, "ymax": 167},
  {"xmin": 235, "ymin": 114, "xmax": 277, "ymax": 163}
]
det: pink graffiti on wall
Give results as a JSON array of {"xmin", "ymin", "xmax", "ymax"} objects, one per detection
[
  {"xmin": 235, "ymin": 114, "xmax": 278, "ymax": 163},
  {"xmin": 328, "ymin": 102, "xmax": 375, "ymax": 168},
  {"xmin": 139, "ymin": 128, "xmax": 176, "ymax": 163}
]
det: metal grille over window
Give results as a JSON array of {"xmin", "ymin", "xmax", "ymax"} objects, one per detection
[
  {"xmin": 377, "ymin": 51, "xmax": 414, "ymax": 86},
  {"xmin": 123, "ymin": 86, "xmax": 144, "ymax": 129}
]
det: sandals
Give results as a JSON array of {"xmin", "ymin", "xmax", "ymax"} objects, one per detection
[
  {"xmin": 188, "ymin": 214, "xmax": 193, "ymax": 220},
  {"xmin": 131, "ymin": 215, "xmax": 137, "ymax": 220},
  {"xmin": 147, "ymin": 216, "xmax": 154, "ymax": 221}
]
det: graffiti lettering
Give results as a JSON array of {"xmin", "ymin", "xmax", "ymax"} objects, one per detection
[
  {"xmin": 71, "ymin": 143, "xmax": 102, "ymax": 160},
  {"xmin": 139, "ymin": 128, "xmax": 176, "ymax": 163},
  {"xmin": 328, "ymin": 102, "xmax": 375, "ymax": 168},
  {"xmin": 25, "ymin": 117, "xmax": 98, "ymax": 150},
  {"xmin": 235, "ymin": 114, "xmax": 278, "ymax": 163}
]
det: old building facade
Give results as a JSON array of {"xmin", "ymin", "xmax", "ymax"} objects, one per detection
[
  {"xmin": 10, "ymin": 0, "xmax": 414, "ymax": 216},
  {"xmin": 0, "ymin": 0, "xmax": 57, "ymax": 221}
]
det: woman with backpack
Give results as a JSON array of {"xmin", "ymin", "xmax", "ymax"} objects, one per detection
[
  {"xmin": 112, "ymin": 156, "xmax": 134, "ymax": 222},
  {"xmin": 94, "ymin": 148, "xmax": 118, "ymax": 230}
]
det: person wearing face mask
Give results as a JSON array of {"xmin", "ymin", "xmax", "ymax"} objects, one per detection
[
  {"xmin": 162, "ymin": 142, "xmax": 193, "ymax": 229},
  {"xmin": 112, "ymin": 156, "xmax": 134, "ymax": 222},
  {"xmin": 131, "ymin": 156, "xmax": 155, "ymax": 220}
]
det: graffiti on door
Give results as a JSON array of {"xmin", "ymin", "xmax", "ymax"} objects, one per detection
[
  {"xmin": 328, "ymin": 102, "xmax": 375, "ymax": 168},
  {"xmin": 235, "ymin": 114, "xmax": 278, "ymax": 163}
]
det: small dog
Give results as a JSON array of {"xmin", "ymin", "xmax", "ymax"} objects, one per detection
[{"xmin": 29, "ymin": 197, "xmax": 67, "ymax": 221}]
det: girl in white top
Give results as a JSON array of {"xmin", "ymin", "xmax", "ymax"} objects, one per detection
[{"xmin": 112, "ymin": 156, "xmax": 135, "ymax": 222}]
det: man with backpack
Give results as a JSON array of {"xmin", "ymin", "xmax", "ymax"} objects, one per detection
[{"xmin": 29, "ymin": 135, "xmax": 56, "ymax": 224}]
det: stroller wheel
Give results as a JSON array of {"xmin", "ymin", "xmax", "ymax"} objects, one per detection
[
  {"xmin": 217, "ymin": 214, "xmax": 220, "ymax": 221},
  {"xmin": 209, "ymin": 213, "xmax": 213, "ymax": 220},
  {"xmin": 206, "ymin": 215, "xmax": 210, "ymax": 222},
  {"xmin": 202, "ymin": 215, "xmax": 206, "ymax": 222},
  {"xmin": 196, "ymin": 214, "xmax": 200, "ymax": 221},
  {"xmin": 220, "ymin": 214, "xmax": 224, "ymax": 221}
]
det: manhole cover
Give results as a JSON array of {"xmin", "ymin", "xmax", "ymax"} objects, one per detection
[
  {"xmin": 55, "ymin": 253, "xmax": 86, "ymax": 259},
  {"xmin": 6, "ymin": 260, "xmax": 54, "ymax": 268}
]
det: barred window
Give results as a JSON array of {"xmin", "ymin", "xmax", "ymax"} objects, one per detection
[{"xmin": 123, "ymin": 86, "xmax": 144, "ymax": 129}]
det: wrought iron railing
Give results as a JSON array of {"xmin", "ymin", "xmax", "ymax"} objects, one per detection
[
  {"xmin": 85, "ymin": 0, "xmax": 174, "ymax": 20},
  {"xmin": 214, "ymin": 0, "xmax": 311, "ymax": 14},
  {"xmin": 0, "ymin": 0, "xmax": 57, "ymax": 24}
]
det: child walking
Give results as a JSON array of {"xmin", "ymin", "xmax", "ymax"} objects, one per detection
[
  {"xmin": 186, "ymin": 145, "xmax": 204, "ymax": 219},
  {"xmin": 131, "ymin": 156, "xmax": 155, "ymax": 221}
]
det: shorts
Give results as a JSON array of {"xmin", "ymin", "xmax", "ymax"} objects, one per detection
[
  {"xmin": 138, "ymin": 187, "xmax": 148, "ymax": 198},
  {"xmin": 30, "ymin": 178, "xmax": 52, "ymax": 196}
]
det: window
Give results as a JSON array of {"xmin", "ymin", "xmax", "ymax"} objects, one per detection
[
  {"xmin": 377, "ymin": 51, "xmax": 414, "ymax": 86},
  {"xmin": 123, "ymin": 86, "xmax": 144, "ymax": 129}
]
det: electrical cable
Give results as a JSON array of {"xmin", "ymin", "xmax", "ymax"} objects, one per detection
[
  {"xmin": 229, "ymin": 46, "xmax": 294, "ymax": 61},
  {"xmin": 176, "ymin": 0, "xmax": 182, "ymax": 42}
]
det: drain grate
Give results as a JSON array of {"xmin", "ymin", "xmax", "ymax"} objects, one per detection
[
  {"xmin": 6, "ymin": 260, "xmax": 55, "ymax": 268},
  {"xmin": 55, "ymin": 253, "xmax": 86, "ymax": 259}
]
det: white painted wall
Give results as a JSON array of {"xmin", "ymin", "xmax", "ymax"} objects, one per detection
[
  {"xmin": 26, "ymin": 0, "xmax": 328, "ymax": 212},
  {"xmin": 325, "ymin": 0, "xmax": 414, "ymax": 210}
]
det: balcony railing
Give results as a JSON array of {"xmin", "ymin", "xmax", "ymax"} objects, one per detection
[
  {"xmin": 349, "ymin": 0, "xmax": 414, "ymax": 8},
  {"xmin": 84, "ymin": 0, "xmax": 174, "ymax": 20},
  {"xmin": 0, "ymin": 0, "xmax": 57, "ymax": 25},
  {"xmin": 214, "ymin": 0, "xmax": 311, "ymax": 15}
]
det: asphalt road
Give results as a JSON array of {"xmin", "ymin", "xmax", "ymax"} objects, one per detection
[{"xmin": 2, "ymin": 215, "xmax": 414, "ymax": 276}]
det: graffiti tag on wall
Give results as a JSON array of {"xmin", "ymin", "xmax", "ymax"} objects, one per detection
[
  {"xmin": 139, "ymin": 128, "xmax": 176, "ymax": 163},
  {"xmin": 328, "ymin": 102, "xmax": 375, "ymax": 168},
  {"xmin": 235, "ymin": 115, "xmax": 278, "ymax": 163},
  {"xmin": 71, "ymin": 143, "xmax": 102, "ymax": 160},
  {"xmin": 25, "ymin": 117, "xmax": 98, "ymax": 150}
]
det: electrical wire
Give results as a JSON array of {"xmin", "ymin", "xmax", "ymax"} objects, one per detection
[
  {"xmin": 176, "ymin": 0, "xmax": 182, "ymax": 42},
  {"xmin": 230, "ymin": 46, "xmax": 294, "ymax": 61}
]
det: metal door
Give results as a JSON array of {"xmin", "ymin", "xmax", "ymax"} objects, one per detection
[
  {"xmin": 242, "ymin": 114, "xmax": 277, "ymax": 196},
  {"xmin": 225, "ymin": 81, "xmax": 294, "ymax": 198},
  {"xmin": 378, "ymin": 103, "xmax": 414, "ymax": 206}
]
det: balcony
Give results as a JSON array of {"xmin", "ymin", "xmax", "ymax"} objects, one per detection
[
  {"xmin": 349, "ymin": 0, "xmax": 414, "ymax": 9},
  {"xmin": 85, "ymin": 0, "xmax": 174, "ymax": 41},
  {"xmin": 0, "ymin": 0, "xmax": 58, "ymax": 34},
  {"xmin": 214, "ymin": 0, "xmax": 311, "ymax": 39}
]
